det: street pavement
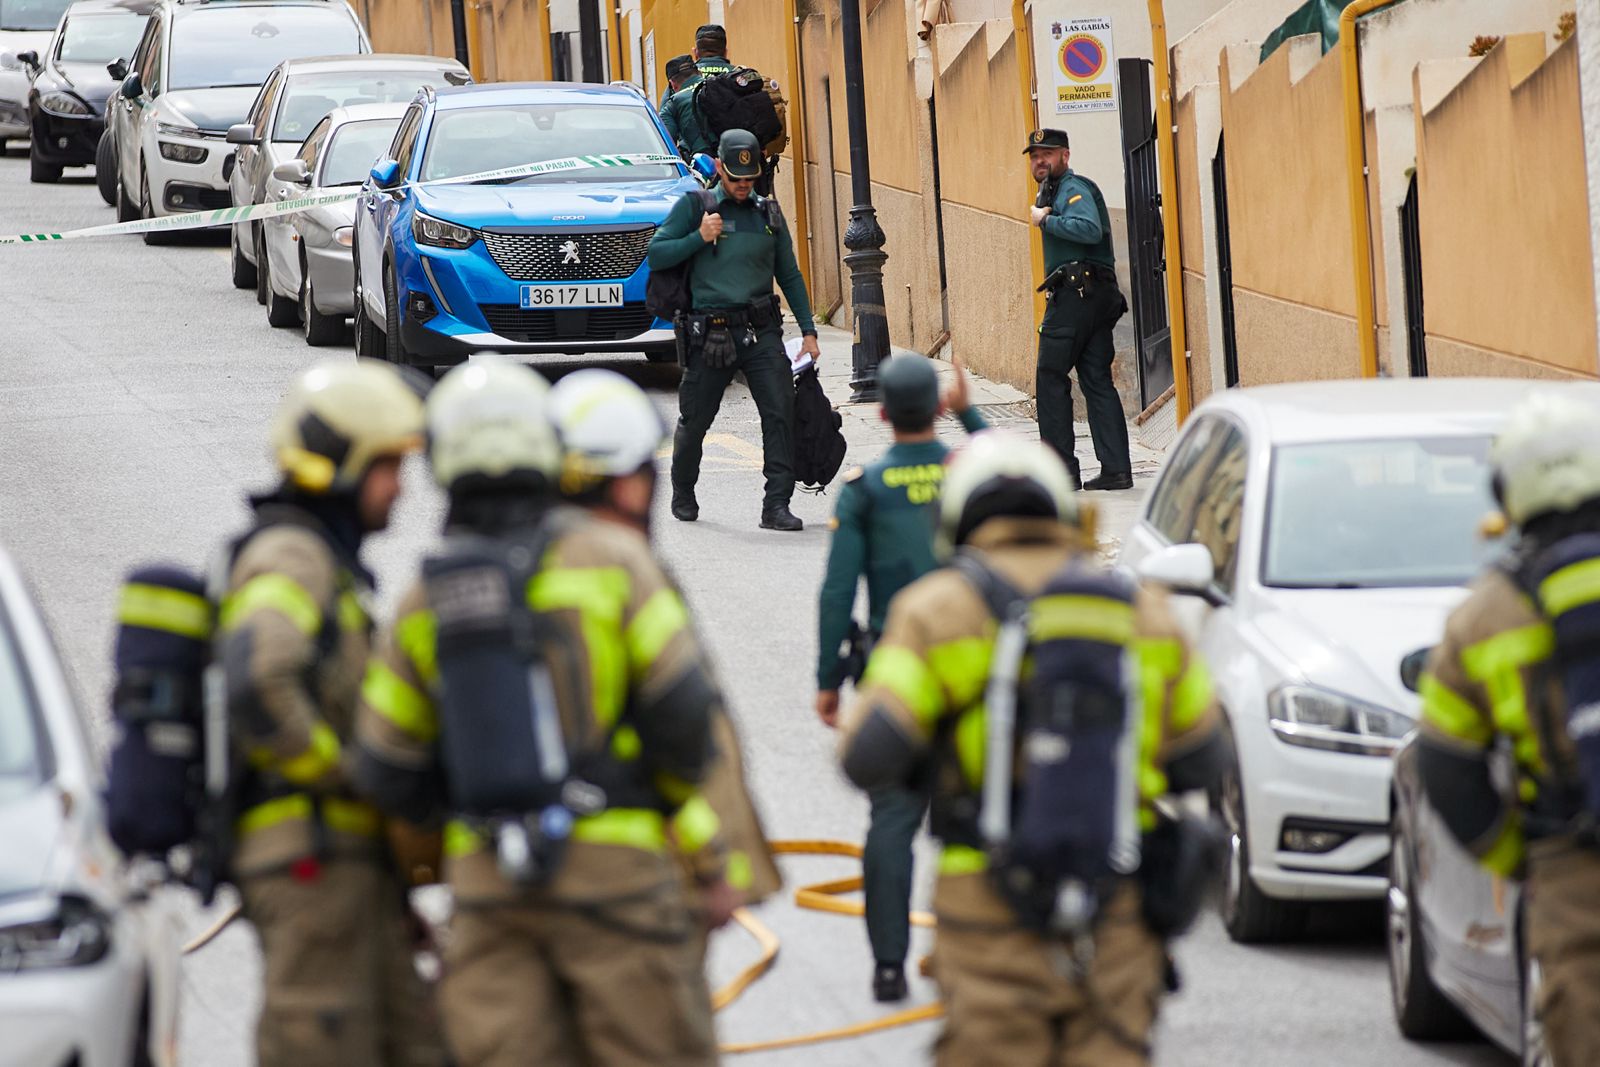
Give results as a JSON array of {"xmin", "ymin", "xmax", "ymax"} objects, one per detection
[{"xmin": 0, "ymin": 146, "xmax": 1507, "ymax": 1066}]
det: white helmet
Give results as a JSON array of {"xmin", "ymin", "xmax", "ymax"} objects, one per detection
[
  {"xmin": 937, "ymin": 431, "xmax": 1082, "ymax": 556},
  {"xmin": 547, "ymin": 369, "xmax": 666, "ymax": 491},
  {"xmin": 270, "ymin": 359, "xmax": 424, "ymax": 494},
  {"xmin": 1491, "ymin": 390, "xmax": 1600, "ymax": 526},
  {"xmin": 426, "ymin": 355, "xmax": 561, "ymax": 490}
]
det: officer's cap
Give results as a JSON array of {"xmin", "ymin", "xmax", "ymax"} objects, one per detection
[
  {"xmin": 879, "ymin": 354, "xmax": 941, "ymax": 424},
  {"xmin": 665, "ymin": 54, "xmax": 695, "ymax": 80},
  {"xmin": 1023, "ymin": 128, "xmax": 1070, "ymax": 153},
  {"xmin": 718, "ymin": 129, "xmax": 763, "ymax": 179},
  {"xmin": 695, "ymin": 23, "xmax": 726, "ymax": 50}
]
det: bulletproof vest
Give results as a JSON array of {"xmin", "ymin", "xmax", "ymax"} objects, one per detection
[{"xmin": 1528, "ymin": 532, "xmax": 1600, "ymax": 822}]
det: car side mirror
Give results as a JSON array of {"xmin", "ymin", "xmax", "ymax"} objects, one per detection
[
  {"xmin": 119, "ymin": 71, "xmax": 143, "ymax": 100},
  {"xmin": 15, "ymin": 50, "xmax": 38, "ymax": 71},
  {"xmin": 1399, "ymin": 647, "xmax": 1431, "ymax": 694},
  {"xmin": 106, "ymin": 57, "xmax": 128, "ymax": 80},
  {"xmin": 690, "ymin": 151, "xmax": 717, "ymax": 186},
  {"xmin": 1136, "ymin": 543, "xmax": 1221, "ymax": 605},
  {"xmin": 272, "ymin": 158, "xmax": 310, "ymax": 185},
  {"xmin": 369, "ymin": 157, "xmax": 401, "ymax": 188},
  {"xmin": 225, "ymin": 123, "xmax": 258, "ymax": 146}
]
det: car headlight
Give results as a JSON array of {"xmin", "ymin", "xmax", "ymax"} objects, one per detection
[
  {"xmin": 1267, "ymin": 684, "xmax": 1411, "ymax": 756},
  {"xmin": 39, "ymin": 91, "xmax": 91, "ymax": 118},
  {"xmin": 333, "ymin": 226, "xmax": 353, "ymax": 247},
  {"xmin": 412, "ymin": 211, "xmax": 476, "ymax": 249},
  {"xmin": 155, "ymin": 121, "xmax": 199, "ymax": 139},
  {"xmin": 158, "ymin": 141, "xmax": 207, "ymax": 164},
  {"xmin": 0, "ymin": 895, "xmax": 112, "ymax": 972}
]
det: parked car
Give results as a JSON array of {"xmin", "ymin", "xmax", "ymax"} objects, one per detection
[
  {"xmin": 226, "ymin": 52, "xmax": 466, "ymax": 308},
  {"xmin": 106, "ymin": 0, "xmax": 367, "ymax": 242},
  {"xmin": 352, "ymin": 81, "xmax": 697, "ymax": 368},
  {"xmin": 1121, "ymin": 379, "xmax": 1576, "ymax": 943},
  {"xmin": 0, "ymin": 0, "xmax": 73, "ymax": 149},
  {"xmin": 0, "ymin": 544, "xmax": 181, "ymax": 1067},
  {"xmin": 23, "ymin": 0, "xmax": 156, "ymax": 183},
  {"xmin": 260, "ymin": 101, "xmax": 406, "ymax": 344}
]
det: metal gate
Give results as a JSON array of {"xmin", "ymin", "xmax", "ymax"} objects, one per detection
[
  {"xmin": 1212, "ymin": 134, "xmax": 1240, "ymax": 387},
  {"xmin": 1117, "ymin": 58, "xmax": 1173, "ymax": 410},
  {"xmin": 1400, "ymin": 173, "xmax": 1427, "ymax": 376}
]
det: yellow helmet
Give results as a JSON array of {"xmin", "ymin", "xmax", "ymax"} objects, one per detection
[
  {"xmin": 937, "ymin": 431, "xmax": 1082, "ymax": 557},
  {"xmin": 1491, "ymin": 390, "xmax": 1600, "ymax": 525},
  {"xmin": 426, "ymin": 355, "xmax": 562, "ymax": 490},
  {"xmin": 270, "ymin": 359, "xmax": 424, "ymax": 494}
]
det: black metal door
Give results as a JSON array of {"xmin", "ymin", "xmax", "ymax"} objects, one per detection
[
  {"xmin": 1400, "ymin": 174, "xmax": 1427, "ymax": 376},
  {"xmin": 1212, "ymin": 134, "xmax": 1239, "ymax": 387},
  {"xmin": 1117, "ymin": 58, "xmax": 1172, "ymax": 409}
]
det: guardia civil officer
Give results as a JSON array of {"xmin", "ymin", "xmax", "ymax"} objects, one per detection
[
  {"xmin": 814, "ymin": 353, "xmax": 987, "ymax": 1002},
  {"xmin": 650, "ymin": 128, "xmax": 820, "ymax": 531},
  {"xmin": 660, "ymin": 23, "xmax": 734, "ymax": 159},
  {"xmin": 1417, "ymin": 391, "xmax": 1600, "ymax": 1064},
  {"xmin": 221, "ymin": 359, "xmax": 442, "ymax": 1067},
  {"xmin": 549, "ymin": 367, "xmax": 783, "ymax": 935},
  {"xmin": 838, "ymin": 433, "xmax": 1226, "ymax": 1065},
  {"xmin": 1026, "ymin": 128, "xmax": 1132, "ymax": 491},
  {"xmin": 660, "ymin": 54, "xmax": 696, "ymax": 137},
  {"xmin": 353, "ymin": 357, "xmax": 725, "ymax": 1066}
]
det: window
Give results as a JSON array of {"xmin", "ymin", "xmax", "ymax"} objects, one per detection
[
  {"xmin": 249, "ymin": 70, "xmax": 281, "ymax": 139},
  {"xmin": 56, "ymin": 11, "xmax": 148, "ymax": 65},
  {"xmin": 318, "ymin": 117, "xmax": 404, "ymax": 186},
  {"xmin": 390, "ymin": 105, "xmax": 423, "ymax": 177},
  {"xmin": 137, "ymin": 17, "xmax": 161, "ymax": 96},
  {"xmin": 273, "ymin": 71, "xmax": 451, "ymax": 144},
  {"xmin": 418, "ymin": 103, "xmax": 678, "ymax": 184},
  {"xmin": 0, "ymin": 0, "xmax": 71, "ymax": 32},
  {"xmin": 167, "ymin": 7, "xmax": 361, "ymax": 91},
  {"xmin": 1146, "ymin": 416, "xmax": 1225, "ymax": 543},
  {"xmin": 1189, "ymin": 427, "xmax": 1247, "ymax": 590},
  {"xmin": 296, "ymin": 115, "xmax": 330, "ymax": 167}
]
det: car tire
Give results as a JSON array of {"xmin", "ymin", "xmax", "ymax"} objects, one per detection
[
  {"xmin": 95, "ymin": 131, "xmax": 117, "ymax": 205},
  {"xmin": 29, "ymin": 148, "xmax": 61, "ymax": 184},
  {"xmin": 353, "ymin": 264, "xmax": 384, "ymax": 359},
  {"xmin": 644, "ymin": 345, "xmax": 676, "ymax": 364},
  {"xmin": 1387, "ymin": 827, "xmax": 1471, "ymax": 1040},
  {"xmin": 116, "ymin": 165, "xmax": 137, "ymax": 223},
  {"xmin": 230, "ymin": 225, "xmax": 257, "ymax": 290},
  {"xmin": 254, "ymin": 228, "xmax": 269, "ymax": 306},
  {"xmin": 1212, "ymin": 726, "xmax": 1307, "ymax": 943},
  {"xmin": 382, "ymin": 263, "xmax": 409, "ymax": 364},
  {"xmin": 140, "ymin": 166, "xmax": 174, "ymax": 246},
  {"xmin": 300, "ymin": 253, "xmax": 343, "ymax": 346}
]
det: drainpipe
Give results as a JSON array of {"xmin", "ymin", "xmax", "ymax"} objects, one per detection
[
  {"xmin": 537, "ymin": 0, "xmax": 554, "ymax": 81},
  {"xmin": 1339, "ymin": 0, "xmax": 1400, "ymax": 379},
  {"xmin": 465, "ymin": 0, "xmax": 484, "ymax": 82},
  {"xmin": 449, "ymin": 0, "xmax": 470, "ymax": 69},
  {"xmin": 1148, "ymin": 0, "xmax": 1190, "ymax": 422},
  {"xmin": 1012, "ymin": 0, "xmax": 1045, "ymax": 326},
  {"xmin": 783, "ymin": 0, "xmax": 812, "ymax": 292}
]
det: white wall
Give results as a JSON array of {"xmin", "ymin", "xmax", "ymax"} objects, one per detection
[{"xmin": 1582, "ymin": 0, "xmax": 1600, "ymax": 350}]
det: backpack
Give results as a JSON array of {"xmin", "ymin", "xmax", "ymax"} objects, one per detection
[
  {"xmin": 692, "ymin": 66, "xmax": 789, "ymax": 157},
  {"xmin": 645, "ymin": 187, "xmax": 722, "ymax": 322},
  {"xmin": 1524, "ymin": 532, "xmax": 1600, "ymax": 824},
  {"xmin": 792, "ymin": 364, "xmax": 847, "ymax": 491}
]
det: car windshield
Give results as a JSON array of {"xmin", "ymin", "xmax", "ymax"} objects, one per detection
[
  {"xmin": 418, "ymin": 102, "xmax": 679, "ymax": 184},
  {"xmin": 0, "ymin": 610, "xmax": 42, "ymax": 805},
  {"xmin": 275, "ymin": 70, "xmax": 448, "ymax": 143},
  {"xmin": 1263, "ymin": 436, "xmax": 1498, "ymax": 589},
  {"xmin": 167, "ymin": 7, "xmax": 361, "ymax": 91},
  {"xmin": 320, "ymin": 115, "xmax": 401, "ymax": 185},
  {"xmin": 0, "ymin": 0, "xmax": 69, "ymax": 32},
  {"xmin": 56, "ymin": 11, "xmax": 147, "ymax": 65}
]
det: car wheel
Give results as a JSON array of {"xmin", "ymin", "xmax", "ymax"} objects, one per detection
[
  {"xmin": 353, "ymin": 264, "xmax": 384, "ymax": 359},
  {"xmin": 1212, "ymin": 726, "xmax": 1307, "ymax": 943},
  {"xmin": 116, "ymin": 165, "xmax": 138, "ymax": 223},
  {"xmin": 29, "ymin": 147, "xmax": 61, "ymax": 184},
  {"xmin": 1388, "ymin": 826, "xmax": 1471, "ymax": 1039},
  {"xmin": 254, "ymin": 228, "xmax": 269, "ymax": 306},
  {"xmin": 300, "ymin": 253, "xmax": 343, "ymax": 347},
  {"xmin": 644, "ymin": 345, "xmax": 677, "ymax": 364},
  {"xmin": 264, "ymin": 239, "xmax": 299, "ymax": 327},
  {"xmin": 382, "ymin": 262, "xmax": 408, "ymax": 364},
  {"xmin": 140, "ymin": 166, "xmax": 174, "ymax": 246},
  {"xmin": 1522, "ymin": 952, "xmax": 1551, "ymax": 1066},
  {"xmin": 95, "ymin": 131, "xmax": 117, "ymax": 205},
  {"xmin": 230, "ymin": 225, "xmax": 257, "ymax": 290}
]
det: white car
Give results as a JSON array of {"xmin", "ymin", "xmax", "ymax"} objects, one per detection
[
  {"xmin": 0, "ymin": 0, "xmax": 73, "ymax": 147},
  {"xmin": 0, "ymin": 545, "xmax": 181, "ymax": 1067},
  {"xmin": 1121, "ymin": 379, "xmax": 1600, "ymax": 943},
  {"xmin": 105, "ymin": 0, "xmax": 367, "ymax": 242}
]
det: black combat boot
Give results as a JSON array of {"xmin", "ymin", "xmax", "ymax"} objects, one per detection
[
  {"xmin": 1083, "ymin": 471, "xmax": 1133, "ymax": 491},
  {"xmin": 873, "ymin": 962, "xmax": 908, "ymax": 1003},
  {"xmin": 759, "ymin": 505, "xmax": 803, "ymax": 532},
  {"xmin": 671, "ymin": 488, "xmax": 699, "ymax": 522}
]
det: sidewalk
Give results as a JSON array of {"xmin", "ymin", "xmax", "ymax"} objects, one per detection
[{"xmin": 805, "ymin": 325, "xmax": 1164, "ymax": 556}]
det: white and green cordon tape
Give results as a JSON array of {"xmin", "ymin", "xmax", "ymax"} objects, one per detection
[{"xmin": 0, "ymin": 152, "xmax": 684, "ymax": 246}]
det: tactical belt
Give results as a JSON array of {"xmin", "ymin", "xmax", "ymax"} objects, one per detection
[{"xmin": 686, "ymin": 294, "xmax": 781, "ymax": 331}]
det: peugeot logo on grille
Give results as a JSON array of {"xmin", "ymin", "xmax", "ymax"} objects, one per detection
[{"xmin": 560, "ymin": 239, "xmax": 581, "ymax": 265}]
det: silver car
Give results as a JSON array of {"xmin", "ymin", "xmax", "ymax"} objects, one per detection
[
  {"xmin": 0, "ymin": 544, "xmax": 181, "ymax": 1067},
  {"xmin": 226, "ymin": 52, "xmax": 467, "ymax": 316},
  {"xmin": 262, "ymin": 101, "xmax": 405, "ymax": 345}
]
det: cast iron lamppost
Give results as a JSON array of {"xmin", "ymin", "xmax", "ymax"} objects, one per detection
[
  {"xmin": 449, "ymin": 0, "xmax": 470, "ymax": 69},
  {"xmin": 838, "ymin": 0, "xmax": 888, "ymax": 403}
]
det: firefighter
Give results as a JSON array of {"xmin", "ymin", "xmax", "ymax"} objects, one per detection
[
  {"xmin": 1417, "ymin": 390, "xmax": 1600, "ymax": 1066},
  {"xmin": 219, "ymin": 359, "xmax": 441, "ymax": 1067},
  {"xmin": 837, "ymin": 432, "xmax": 1225, "ymax": 1066},
  {"xmin": 353, "ymin": 357, "xmax": 725, "ymax": 1066}
]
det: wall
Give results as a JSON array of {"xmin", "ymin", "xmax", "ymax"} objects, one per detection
[
  {"xmin": 356, "ymin": 0, "xmax": 456, "ymax": 56},
  {"xmin": 1583, "ymin": 0, "xmax": 1600, "ymax": 353}
]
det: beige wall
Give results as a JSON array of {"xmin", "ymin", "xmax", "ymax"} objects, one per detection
[{"xmin": 357, "ymin": 0, "xmax": 456, "ymax": 57}]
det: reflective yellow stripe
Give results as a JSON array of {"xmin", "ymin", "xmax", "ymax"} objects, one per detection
[
  {"xmin": 1029, "ymin": 595, "xmax": 1135, "ymax": 646},
  {"xmin": 571, "ymin": 808, "xmax": 666, "ymax": 851},
  {"xmin": 337, "ymin": 590, "xmax": 367, "ymax": 633},
  {"xmin": 627, "ymin": 588, "xmax": 690, "ymax": 676},
  {"xmin": 1136, "ymin": 637, "xmax": 1183, "ymax": 678},
  {"xmin": 671, "ymin": 795, "xmax": 721, "ymax": 854},
  {"xmin": 611, "ymin": 724, "xmax": 642, "ymax": 761},
  {"xmin": 862, "ymin": 646, "xmax": 944, "ymax": 726},
  {"xmin": 254, "ymin": 721, "xmax": 342, "ymax": 786},
  {"xmin": 1480, "ymin": 819, "xmax": 1524, "ymax": 877},
  {"xmin": 444, "ymin": 820, "xmax": 483, "ymax": 857},
  {"xmin": 954, "ymin": 706, "xmax": 986, "ymax": 786},
  {"xmin": 1170, "ymin": 657, "xmax": 1213, "ymax": 732},
  {"xmin": 1420, "ymin": 673, "xmax": 1491, "ymax": 745},
  {"xmin": 1461, "ymin": 624, "xmax": 1554, "ymax": 680},
  {"xmin": 118, "ymin": 583, "xmax": 212, "ymax": 640},
  {"xmin": 236, "ymin": 794, "xmax": 381, "ymax": 837},
  {"xmin": 927, "ymin": 636, "xmax": 991, "ymax": 711},
  {"xmin": 221, "ymin": 574, "xmax": 321, "ymax": 635},
  {"xmin": 396, "ymin": 610, "xmax": 439, "ymax": 686},
  {"xmin": 939, "ymin": 844, "xmax": 987, "ymax": 875},
  {"xmin": 529, "ymin": 565, "xmax": 630, "ymax": 727},
  {"xmin": 361, "ymin": 661, "xmax": 437, "ymax": 742},
  {"xmin": 727, "ymin": 850, "xmax": 753, "ymax": 891},
  {"xmin": 1539, "ymin": 556, "xmax": 1600, "ymax": 616}
]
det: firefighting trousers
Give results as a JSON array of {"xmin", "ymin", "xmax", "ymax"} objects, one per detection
[{"xmin": 1527, "ymin": 837, "xmax": 1600, "ymax": 1067}]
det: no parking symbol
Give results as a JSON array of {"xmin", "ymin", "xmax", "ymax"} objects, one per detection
[{"xmin": 1051, "ymin": 16, "xmax": 1117, "ymax": 114}]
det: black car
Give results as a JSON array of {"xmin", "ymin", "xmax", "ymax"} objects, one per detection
[{"xmin": 23, "ymin": 0, "xmax": 154, "ymax": 182}]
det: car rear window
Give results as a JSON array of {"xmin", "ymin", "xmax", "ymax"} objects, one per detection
[
  {"xmin": 320, "ymin": 115, "xmax": 401, "ymax": 185},
  {"xmin": 57, "ymin": 11, "xmax": 148, "ymax": 65},
  {"xmin": 419, "ymin": 102, "xmax": 678, "ymax": 184},
  {"xmin": 168, "ymin": 7, "xmax": 362, "ymax": 91},
  {"xmin": 274, "ymin": 69, "xmax": 449, "ymax": 143}
]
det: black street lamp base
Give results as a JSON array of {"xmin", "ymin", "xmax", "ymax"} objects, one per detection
[{"xmin": 844, "ymin": 204, "xmax": 889, "ymax": 404}]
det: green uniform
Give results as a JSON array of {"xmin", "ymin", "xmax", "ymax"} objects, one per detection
[
  {"xmin": 648, "ymin": 184, "xmax": 816, "ymax": 511},
  {"xmin": 1035, "ymin": 169, "xmax": 1129, "ymax": 484},
  {"xmin": 659, "ymin": 55, "xmax": 733, "ymax": 157}
]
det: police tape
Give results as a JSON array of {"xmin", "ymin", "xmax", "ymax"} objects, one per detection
[{"xmin": 0, "ymin": 152, "xmax": 685, "ymax": 246}]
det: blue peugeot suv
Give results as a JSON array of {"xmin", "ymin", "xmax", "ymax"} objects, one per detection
[{"xmin": 352, "ymin": 81, "xmax": 699, "ymax": 367}]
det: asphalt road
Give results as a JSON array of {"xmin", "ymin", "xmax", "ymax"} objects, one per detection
[{"xmin": 0, "ymin": 145, "xmax": 1509, "ymax": 1067}]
